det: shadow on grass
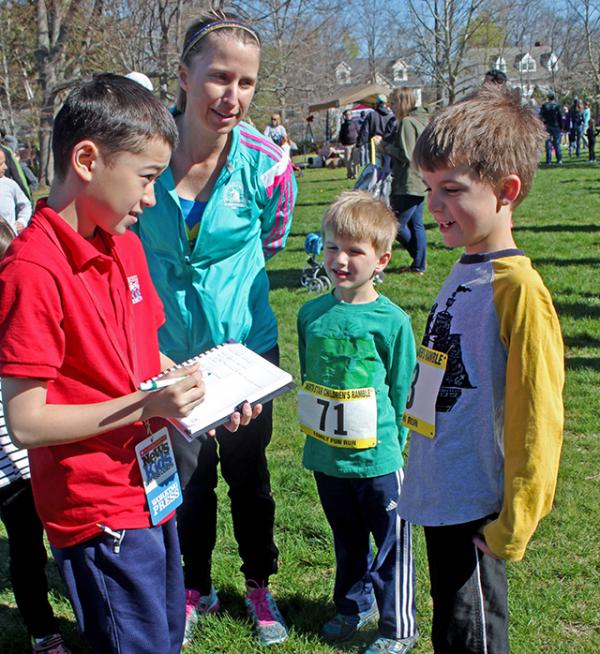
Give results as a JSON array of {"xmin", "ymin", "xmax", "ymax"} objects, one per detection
[
  {"xmin": 424, "ymin": 241, "xmax": 450, "ymax": 250},
  {"xmin": 554, "ymin": 160, "xmax": 596, "ymax": 170},
  {"xmin": 211, "ymin": 584, "xmax": 376, "ymax": 649},
  {"xmin": 513, "ymin": 224, "xmax": 600, "ymax": 233},
  {"xmin": 565, "ymin": 357, "xmax": 600, "ymax": 371},
  {"xmin": 298, "ymin": 176, "xmax": 348, "ymax": 185},
  {"xmin": 269, "ymin": 268, "xmax": 307, "ymax": 291},
  {"xmin": 534, "ymin": 257, "xmax": 599, "ymax": 266},
  {"xmin": 554, "ymin": 301, "xmax": 600, "ymax": 320},
  {"xmin": 295, "ymin": 200, "xmax": 334, "ymax": 207},
  {"xmin": 0, "ymin": 537, "xmax": 86, "ymax": 647},
  {"xmin": 280, "ymin": 245, "xmax": 312, "ymax": 254},
  {"xmin": 0, "ymin": 600, "xmax": 87, "ymax": 654},
  {"xmin": 291, "ymin": 231, "xmax": 325, "ymax": 238},
  {"xmin": 282, "ymin": 592, "xmax": 377, "ymax": 648},
  {"xmin": 563, "ymin": 334, "xmax": 600, "ymax": 349}
]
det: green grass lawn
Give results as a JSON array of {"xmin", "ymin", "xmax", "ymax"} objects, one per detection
[{"xmin": 1, "ymin": 159, "xmax": 599, "ymax": 653}]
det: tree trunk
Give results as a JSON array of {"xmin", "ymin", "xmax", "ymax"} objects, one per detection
[
  {"xmin": 36, "ymin": 75, "xmax": 58, "ymax": 185},
  {"xmin": 0, "ymin": 5, "xmax": 16, "ymax": 134},
  {"xmin": 0, "ymin": 48, "xmax": 16, "ymax": 135}
]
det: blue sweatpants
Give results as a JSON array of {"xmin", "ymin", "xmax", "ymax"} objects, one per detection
[
  {"xmin": 52, "ymin": 517, "xmax": 184, "ymax": 654},
  {"xmin": 315, "ymin": 469, "xmax": 417, "ymax": 640}
]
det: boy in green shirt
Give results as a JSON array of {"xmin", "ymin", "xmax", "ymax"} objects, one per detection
[{"xmin": 297, "ymin": 191, "xmax": 418, "ymax": 654}]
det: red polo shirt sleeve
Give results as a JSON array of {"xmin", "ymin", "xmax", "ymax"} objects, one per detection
[{"xmin": 0, "ymin": 260, "xmax": 65, "ymax": 379}]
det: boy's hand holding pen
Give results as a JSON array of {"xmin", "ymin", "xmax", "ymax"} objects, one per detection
[
  {"xmin": 140, "ymin": 363, "xmax": 206, "ymax": 422},
  {"xmin": 139, "ymin": 376, "xmax": 192, "ymax": 392}
]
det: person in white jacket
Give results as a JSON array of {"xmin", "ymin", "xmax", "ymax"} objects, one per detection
[{"xmin": 0, "ymin": 148, "xmax": 31, "ymax": 233}]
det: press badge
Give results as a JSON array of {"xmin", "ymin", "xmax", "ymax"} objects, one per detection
[
  {"xmin": 298, "ymin": 381, "xmax": 377, "ymax": 448},
  {"xmin": 135, "ymin": 426, "xmax": 182, "ymax": 525},
  {"xmin": 401, "ymin": 345, "xmax": 447, "ymax": 439}
]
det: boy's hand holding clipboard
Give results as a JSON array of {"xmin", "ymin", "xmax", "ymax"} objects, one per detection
[{"xmin": 139, "ymin": 342, "xmax": 293, "ymax": 440}]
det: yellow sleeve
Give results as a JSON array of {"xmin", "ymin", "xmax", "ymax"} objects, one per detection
[{"xmin": 483, "ymin": 258, "xmax": 564, "ymax": 561}]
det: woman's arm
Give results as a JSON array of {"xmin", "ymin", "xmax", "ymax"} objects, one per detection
[{"xmin": 260, "ymin": 158, "xmax": 297, "ymax": 260}]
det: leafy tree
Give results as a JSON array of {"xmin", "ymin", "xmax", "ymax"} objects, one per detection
[{"xmin": 462, "ymin": 11, "xmax": 505, "ymax": 48}]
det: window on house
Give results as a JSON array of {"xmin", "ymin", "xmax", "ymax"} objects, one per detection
[
  {"xmin": 336, "ymin": 67, "xmax": 351, "ymax": 85},
  {"xmin": 495, "ymin": 57, "xmax": 507, "ymax": 73},
  {"xmin": 519, "ymin": 54, "xmax": 536, "ymax": 73},
  {"xmin": 393, "ymin": 63, "xmax": 408, "ymax": 82}
]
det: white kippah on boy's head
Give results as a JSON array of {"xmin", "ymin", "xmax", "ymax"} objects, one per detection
[{"xmin": 125, "ymin": 72, "xmax": 154, "ymax": 92}]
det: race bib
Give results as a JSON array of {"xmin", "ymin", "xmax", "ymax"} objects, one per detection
[
  {"xmin": 135, "ymin": 426, "xmax": 182, "ymax": 525},
  {"xmin": 402, "ymin": 345, "xmax": 447, "ymax": 438},
  {"xmin": 298, "ymin": 381, "xmax": 377, "ymax": 449}
]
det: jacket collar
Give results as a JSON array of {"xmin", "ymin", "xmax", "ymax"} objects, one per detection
[{"xmin": 158, "ymin": 124, "xmax": 243, "ymax": 207}]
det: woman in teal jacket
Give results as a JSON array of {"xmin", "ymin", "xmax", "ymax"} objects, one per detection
[{"xmin": 133, "ymin": 10, "xmax": 296, "ymax": 648}]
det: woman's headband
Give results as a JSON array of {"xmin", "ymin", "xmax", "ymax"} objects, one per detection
[{"xmin": 182, "ymin": 20, "xmax": 261, "ymax": 61}]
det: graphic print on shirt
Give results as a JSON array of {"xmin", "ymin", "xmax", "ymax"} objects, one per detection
[
  {"xmin": 422, "ymin": 284, "xmax": 476, "ymax": 412},
  {"xmin": 299, "ymin": 335, "xmax": 379, "ymax": 448}
]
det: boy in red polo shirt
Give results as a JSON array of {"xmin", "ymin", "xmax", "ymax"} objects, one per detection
[{"xmin": 0, "ymin": 74, "xmax": 258, "ymax": 654}]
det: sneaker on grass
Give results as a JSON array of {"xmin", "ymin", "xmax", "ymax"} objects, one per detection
[
  {"xmin": 363, "ymin": 633, "xmax": 419, "ymax": 654},
  {"xmin": 321, "ymin": 603, "xmax": 379, "ymax": 643},
  {"xmin": 244, "ymin": 580, "xmax": 288, "ymax": 645},
  {"xmin": 182, "ymin": 585, "xmax": 220, "ymax": 647},
  {"xmin": 31, "ymin": 633, "xmax": 71, "ymax": 654}
]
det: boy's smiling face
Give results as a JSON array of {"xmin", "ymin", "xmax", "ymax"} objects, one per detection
[
  {"xmin": 323, "ymin": 228, "xmax": 390, "ymax": 304},
  {"xmin": 422, "ymin": 165, "xmax": 517, "ymax": 254},
  {"xmin": 78, "ymin": 137, "xmax": 171, "ymax": 238}
]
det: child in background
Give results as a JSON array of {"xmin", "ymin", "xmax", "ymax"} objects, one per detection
[
  {"xmin": 0, "ymin": 74, "xmax": 258, "ymax": 654},
  {"xmin": 0, "ymin": 148, "xmax": 31, "ymax": 233},
  {"xmin": 398, "ymin": 84, "xmax": 564, "ymax": 653},
  {"xmin": 297, "ymin": 191, "xmax": 418, "ymax": 654},
  {"xmin": 0, "ymin": 217, "xmax": 69, "ymax": 654}
]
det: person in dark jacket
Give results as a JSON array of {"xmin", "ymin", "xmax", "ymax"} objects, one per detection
[
  {"xmin": 587, "ymin": 114, "xmax": 598, "ymax": 162},
  {"xmin": 357, "ymin": 95, "xmax": 396, "ymax": 166},
  {"xmin": 382, "ymin": 87, "xmax": 428, "ymax": 274},
  {"xmin": 539, "ymin": 92, "xmax": 563, "ymax": 165},
  {"xmin": 568, "ymin": 100, "xmax": 584, "ymax": 157},
  {"xmin": 338, "ymin": 109, "xmax": 359, "ymax": 179}
]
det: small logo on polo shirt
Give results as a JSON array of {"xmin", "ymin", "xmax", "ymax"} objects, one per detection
[
  {"xmin": 223, "ymin": 181, "xmax": 247, "ymax": 209},
  {"xmin": 128, "ymin": 275, "xmax": 143, "ymax": 304}
]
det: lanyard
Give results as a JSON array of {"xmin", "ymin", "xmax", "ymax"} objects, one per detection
[{"xmin": 39, "ymin": 218, "xmax": 140, "ymax": 390}]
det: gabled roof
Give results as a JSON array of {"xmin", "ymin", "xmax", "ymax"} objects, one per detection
[
  {"xmin": 335, "ymin": 56, "xmax": 425, "ymax": 87},
  {"xmin": 463, "ymin": 45, "xmax": 557, "ymax": 83}
]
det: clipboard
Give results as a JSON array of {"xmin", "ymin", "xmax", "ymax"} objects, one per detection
[{"xmin": 142, "ymin": 342, "xmax": 295, "ymax": 441}]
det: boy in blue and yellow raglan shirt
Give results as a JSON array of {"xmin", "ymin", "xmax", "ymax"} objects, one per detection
[
  {"xmin": 298, "ymin": 191, "xmax": 418, "ymax": 654},
  {"xmin": 399, "ymin": 85, "xmax": 564, "ymax": 654}
]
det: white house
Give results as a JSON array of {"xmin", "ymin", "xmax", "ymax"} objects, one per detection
[
  {"xmin": 334, "ymin": 57, "xmax": 423, "ymax": 106},
  {"xmin": 459, "ymin": 43, "xmax": 559, "ymax": 98}
]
